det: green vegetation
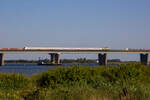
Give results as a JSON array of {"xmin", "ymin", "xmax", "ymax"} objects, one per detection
[{"xmin": 0, "ymin": 63, "xmax": 150, "ymax": 100}]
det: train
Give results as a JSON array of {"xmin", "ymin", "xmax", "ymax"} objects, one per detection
[
  {"xmin": 125, "ymin": 48, "xmax": 150, "ymax": 51},
  {"xmin": 23, "ymin": 47, "xmax": 110, "ymax": 50},
  {"xmin": 0, "ymin": 47, "xmax": 110, "ymax": 51}
]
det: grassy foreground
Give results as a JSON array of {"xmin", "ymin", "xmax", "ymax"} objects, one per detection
[{"xmin": 0, "ymin": 63, "xmax": 150, "ymax": 100}]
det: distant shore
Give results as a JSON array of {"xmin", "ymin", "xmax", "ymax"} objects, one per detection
[{"xmin": 4, "ymin": 59, "xmax": 139, "ymax": 65}]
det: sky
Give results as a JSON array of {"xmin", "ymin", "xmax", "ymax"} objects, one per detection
[{"xmin": 0, "ymin": 0, "xmax": 150, "ymax": 60}]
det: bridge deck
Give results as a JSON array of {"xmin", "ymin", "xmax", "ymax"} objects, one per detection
[{"xmin": 0, "ymin": 49, "xmax": 150, "ymax": 54}]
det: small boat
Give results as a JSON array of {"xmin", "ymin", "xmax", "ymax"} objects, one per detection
[{"xmin": 37, "ymin": 61, "xmax": 61, "ymax": 66}]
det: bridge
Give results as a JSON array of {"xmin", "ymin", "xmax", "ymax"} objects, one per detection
[{"xmin": 0, "ymin": 47, "xmax": 149, "ymax": 66}]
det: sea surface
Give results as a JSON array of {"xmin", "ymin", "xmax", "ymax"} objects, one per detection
[{"xmin": 0, "ymin": 64, "xmax": 101, "ymax": 76}]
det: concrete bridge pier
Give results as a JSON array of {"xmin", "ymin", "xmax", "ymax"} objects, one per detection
[
  {"xmin": 50, "ymin": 53, "xmax": 60, "ymax": 64},
  {"xmin": 50, "ymin": 53, "xmax": 55, "ymax": 64},
  {"xmin": 54, "ymin": 53, "xmax": 60, "ymax": 64},
  {"xmin": 140, "ymin": 53, "xmax": 149, "ymax": 65},
  {"xmin": 98, "ymin": 53, "xmax": 107, "ymax": 65},
  {"xmin": 0, "ymin": 53, "xmax": 4, "ymax": 66}
]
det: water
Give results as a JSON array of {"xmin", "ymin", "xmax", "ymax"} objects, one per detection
[{"xmin": 0, "ymin": 64, "xmax": 100, "ymax": 76}]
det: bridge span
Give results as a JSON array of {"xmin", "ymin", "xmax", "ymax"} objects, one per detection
[{"xmin": 0, "ymin": 47, "xmax": 149, "ymax": 66}]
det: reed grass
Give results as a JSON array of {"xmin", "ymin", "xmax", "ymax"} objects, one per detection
[{"xmin": 0, "ymin": 63, "xmax": 150, "ymax": 100}]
